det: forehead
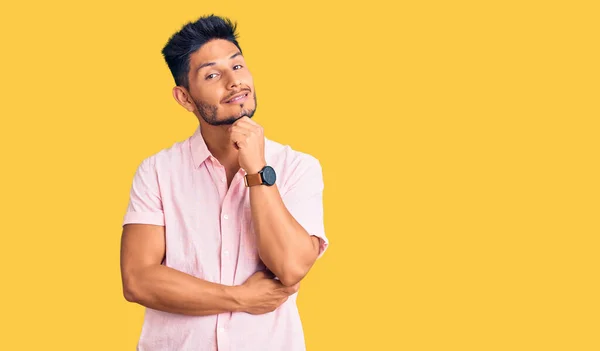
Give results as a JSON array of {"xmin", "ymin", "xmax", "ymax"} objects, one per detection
[{"xmin": 189, "ymin": 39, "xmax": 241, "ymax": 70}]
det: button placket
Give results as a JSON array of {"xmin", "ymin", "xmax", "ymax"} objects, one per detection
[{"xmin": 220, "ymin": 199, "xmax": 235, "ymax": 286}]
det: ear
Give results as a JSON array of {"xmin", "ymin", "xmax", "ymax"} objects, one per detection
[{"xmin": 172, "ymin": 86, "xmax": 196, "ymax": 113}]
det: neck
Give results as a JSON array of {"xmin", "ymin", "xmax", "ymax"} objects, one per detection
[{"xmin": 199, "ymin": 121, "xmax": 239, "ymax": 168}]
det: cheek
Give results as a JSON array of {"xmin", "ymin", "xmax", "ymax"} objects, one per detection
[
  {"xmin": 245, "ymin": 75, "xmax": 254, "ymax": 88},
  {"xmin": 196, "ymin": 87, "xmax": 222, "ymax": 105}
]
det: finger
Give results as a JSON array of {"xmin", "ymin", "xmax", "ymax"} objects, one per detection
[
  {"xmin": 240, "ymin": 117, "xmax": 260, "ymax": 127},
  {"xmin": 275, "ymin": 296, "xmax": 288, "ymax": 304},
  {"xmin": 233, "ymin": 141, "xmax": 246, "ymax": 150},
  {"xmin": 229, "ymin": 125, "xmax": 251, "ymax": 135},
  {"xmin": 232, "ymin": 117, "xmax": 252, "ymax": 129},
  {"xmin": 284, "ymin": 285, "xmax": 298, "ymax": 295},
  {"xmin": 234, "ymin": 116, "xmax": 258, "ymax": 126},
  {"xmin": 253, "ymin": 270, "xmax": 268, "ymax": 278},
  {"xmin": 233, "ymin": 119, "xmax": 262, "ymax": 134},
  {"xmin": 230, "ymin": 126, "xmax": 258, "ymax": 144},
  {"xmin": 230, "ymin": 131, "xmax": 249, "ymax": 149},
  {"xmin": 230, "ymin": 123, "xmax": 257, "ymax": 136}
]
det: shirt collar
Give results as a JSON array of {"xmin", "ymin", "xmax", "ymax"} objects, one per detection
[
  {"xmin": 190, "ymin": 125, "xmax": 211, "ymax": 168},
  {"xmin": 190, "ymin": 125, "xmax": 272, "ymax": 170}
]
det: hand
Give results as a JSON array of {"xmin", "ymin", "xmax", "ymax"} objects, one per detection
[
  {"xmin": 235, "ymin": 270, "xmax": 299, "ymax": 315},
  {"xmin": 229, "ymin": 117, "xmax": 266, "ymax": 174}
]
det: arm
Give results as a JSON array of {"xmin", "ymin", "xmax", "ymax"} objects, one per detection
[
  {"xmin": 229, "ymin": 118, "xmax": 329, "ymax": 287},
  {"xmin": 249, "ymin": 184, "xmax": 322, "ymax": 287},
  {"xmin": 120, "ymin": 223, "xmax": 243, "ymax": 316},
  {"xmin": 120, "ymin": 156, "xmax": 296, "ymax": 316}
]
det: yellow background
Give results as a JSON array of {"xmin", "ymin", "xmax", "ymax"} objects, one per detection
[{"xmin": 0, "ymin": 0, "xmax": 598, "ymax": 350}]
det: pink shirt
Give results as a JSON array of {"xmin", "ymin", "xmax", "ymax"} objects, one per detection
[{"xmin": 122, "ymin": 126, "xmax": 329, "ymax": 351}]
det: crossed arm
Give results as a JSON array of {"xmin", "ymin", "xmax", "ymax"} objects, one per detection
[
  {"xmin": 249, "ymin": 183, "xmax": 323, "ymax": 286},
  {"xmin": 120, "ymin": 157, "xmax": 327, "ymax": 315}
]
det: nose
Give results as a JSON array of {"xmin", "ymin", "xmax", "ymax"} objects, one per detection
[{"xmin": 225, "ymin": 70, "xmax": 242, "ymax": 90}]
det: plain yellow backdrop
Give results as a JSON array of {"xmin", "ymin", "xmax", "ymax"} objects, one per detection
[{"xmin": 0, "ymin": 0, "xmax": 598, "ymax": 350}]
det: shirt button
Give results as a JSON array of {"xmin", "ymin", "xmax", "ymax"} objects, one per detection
[
  {"xmin": 224, "ymin": 250, "xmax": 229, "ymax": 256},
  {"xmin": 218, "ymin": 327, "xmax": 225, "ymax": 333},
  {"xmin": 221, "ymin": 177, "xmax": 226, "ymax": 183},
  {"xmin": 223, "ymin": 214, "xmax": 229, "ymax": 220}
]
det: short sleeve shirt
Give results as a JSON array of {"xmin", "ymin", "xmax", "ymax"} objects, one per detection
[{"xmin": 123, "ymin": 126, "xmax": 329, "ymax": 351}]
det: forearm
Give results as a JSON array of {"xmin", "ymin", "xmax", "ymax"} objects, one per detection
[
  {"xmin": 125, "ymin": 264, "xmax": 243, "ymax": 316},
  {"xmin": 249, "ymin": 184, "xmax": 319, "ymax": 286}
]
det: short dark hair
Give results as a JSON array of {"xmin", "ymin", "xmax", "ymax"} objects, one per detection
[{"xmin": 161, "ymin": 15, "xmax": 242, "ymax": 89}]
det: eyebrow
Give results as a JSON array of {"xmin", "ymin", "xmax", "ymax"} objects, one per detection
[{"xmin": 196, "ymin": 52, "xmax": 243, "ymax": 72}]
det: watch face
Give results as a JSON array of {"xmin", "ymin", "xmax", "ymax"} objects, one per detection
[{"xmin": 262, "ymin": 166, "xmax": 276, "ymax": 185}]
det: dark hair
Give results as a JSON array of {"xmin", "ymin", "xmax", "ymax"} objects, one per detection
[{"xmin": 161, "ymin": 15, "xmax": 242, "ymax": 89}]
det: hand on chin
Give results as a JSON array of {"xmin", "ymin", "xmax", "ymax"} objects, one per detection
[{"xmin": 228, "ymin": 117, "xmax": 266, "ymax": 174}]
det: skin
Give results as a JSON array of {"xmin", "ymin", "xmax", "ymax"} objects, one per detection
[{"xmin": 120, "ymin": 39, "xmax": 321, "ymax": 317}]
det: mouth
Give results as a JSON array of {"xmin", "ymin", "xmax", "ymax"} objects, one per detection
[{"xmin": 224, "ymin": 91, "xmax": 250, "ymax": 104}]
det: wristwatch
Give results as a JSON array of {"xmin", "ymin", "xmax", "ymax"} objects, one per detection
[{"xmin": 244, "ymin": 165, "xmax": 277, "ymax": 187}]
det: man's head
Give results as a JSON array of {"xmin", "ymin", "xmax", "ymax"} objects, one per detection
[{"xmin": 162, "ymin": 15, "xmax": 257, "ymax": 126}]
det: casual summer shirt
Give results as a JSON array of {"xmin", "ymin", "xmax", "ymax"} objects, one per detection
[{"xmin": 122, "ymin": 126, "xmax": 329, "ymax": 351}]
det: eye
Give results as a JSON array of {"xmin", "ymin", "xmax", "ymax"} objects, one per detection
[
  {"xmin": 205, "ymin": 73, "xmax": 218, "ymax": 80},
  {"xmin": 233, "ymin": 64, "xmax": 243, "ymax": 70}
]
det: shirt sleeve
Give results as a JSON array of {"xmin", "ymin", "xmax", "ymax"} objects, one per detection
[
  {"xmin": 281, "ymin": 156, "xmax": 329, "ymax": 259},
  {"xmin": 122, "ymin": 157, "xmax": 165, "ymax": 226}
]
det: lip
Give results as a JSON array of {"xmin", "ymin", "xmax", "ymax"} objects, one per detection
[{"xmin": 224, "ymin": 91, "xmax": 250, "ymax": 104}]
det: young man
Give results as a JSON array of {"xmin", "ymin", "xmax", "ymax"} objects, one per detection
[{"xmin": 120, "ymin": 15, "xmax": 329, "ymax": 351}]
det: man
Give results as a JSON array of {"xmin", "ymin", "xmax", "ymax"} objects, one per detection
[{"xmin": 120, "ymin": 15, "xmax": 329, "ymax": 351}]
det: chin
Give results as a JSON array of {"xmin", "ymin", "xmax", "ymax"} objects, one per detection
[{"xmin": 232, "ymin": 105, "xmax": 256, "ymax": 119}]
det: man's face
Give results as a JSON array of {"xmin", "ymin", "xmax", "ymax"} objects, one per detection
[{"xmin": 187, "ymin": 39, "xmax": 257, "ymax": 126}]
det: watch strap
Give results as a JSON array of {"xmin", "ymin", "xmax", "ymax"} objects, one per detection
[{"xmin": 244, "ymin": 172, "xmax": 263, "ymax": 187}]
